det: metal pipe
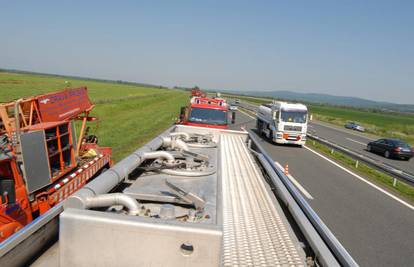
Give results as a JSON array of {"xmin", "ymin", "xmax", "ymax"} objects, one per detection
[
  {"xmin": 187, "ymin": 143, "xmax": 217, "ymax": 148},
  {"xmin": 162, "ymin": 137, "xmax": 189, "ymax": 151},
  {"xmin": 142, "ymin": 151, "xmax": 174, "ymax": 163},
  {"xmin": 84, "ymin": 193, "xmax": 140, "ymax": 216},
  {"xmin": 169, "ymin": 132, "xmax": 190, "ymax": 141},
  {"xmin": 14, "ymin": 99, "xmax": 22, "ymax": 140},
  {"xmin": 160, "ymin": 169, "xmax": 216, "ymax": 177},
  {"xmin": 66, "ymin": 126, "xmax": 175, "ymax": 208},
  {"xmin": 174, "ymin": 139, "xmax": 189, "ymax": 151}
]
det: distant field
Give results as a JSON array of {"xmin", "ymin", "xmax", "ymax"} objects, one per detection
[
  {"xmin": 0, "ymin": 71, "xmax": 188, "ymax": 161},
  {"xmin": 309, "ymin": 105, "xmax": 414, "ymax": 143},
  {"xmin": 225, "ymin": 93, "xmax": 414, "ymax": 144}
]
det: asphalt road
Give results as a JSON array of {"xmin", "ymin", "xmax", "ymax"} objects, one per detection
[
  {"xmin": 231, "ymin": 110, "xmax": 414, "ymax": 267},
  {"xmin": 235, "ymin": 99, "xmax": 414, "ymax": 176},
  {"xmin": 309, "ymin": 121, "xmax": 414, "ymax": 175}
]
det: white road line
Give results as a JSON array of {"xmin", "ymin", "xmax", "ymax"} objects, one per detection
[
  {"xmin": 346, "ymin": 138, "xmax": 367, "ymax": 146},
  {"xmin": 274, "ymin": 161, "xmax": 314, "ymax": 200},
  {"xmin": 238, "ymin": 108, "xmax": 256, "ymax": 119},
  {"xmin": 304, "ymin": 145, "xmax": 414, "ymax": 211}
]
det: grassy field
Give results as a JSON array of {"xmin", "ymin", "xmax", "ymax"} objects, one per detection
[
  {"xmin": 225, "ymin": 93, "xmax": 414, "ymax": 144},
  {"xmin": 0, "ymin": 71, "xmax": 189, "ymax": 161}
]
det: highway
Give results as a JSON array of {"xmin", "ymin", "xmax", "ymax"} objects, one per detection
[
  {"xmin": 309, "ymin": 121, "xmax": 414, "ymax": 175},
  {"xmin": 236, "ymin": 100, "xmax": 414, "ymax": 177},
  {"xmin": 231, "ymin": 110, "xmax": 414, "ymax": 267}
]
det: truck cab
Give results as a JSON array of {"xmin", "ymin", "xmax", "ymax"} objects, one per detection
[
  {"xmin": 179, "ymin": 97, "xmax": 235, "ymax": 129},
  {"xmin": 257, "ymin": 101, "xmax": 308, "ymax": 146}
]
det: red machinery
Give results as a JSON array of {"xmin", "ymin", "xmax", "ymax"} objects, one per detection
[
  {"xmin": 190, "ymin": 87, "xmax": 207, "ymax": 98},
  {"xmin": 0, "ymin": 87, "xmax": 112, "ymax": 242}
]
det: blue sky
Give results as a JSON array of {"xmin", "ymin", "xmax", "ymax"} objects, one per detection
[{"xmin": 1, "ymin": 1, "xmax": 413, "ymax": 104}]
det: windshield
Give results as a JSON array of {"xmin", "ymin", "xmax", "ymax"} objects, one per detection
[
  {"xmin": 189, "ymin": 107, "xmax": 227, "ymax": 125},
  {"xmin": 280, "ymin": 110, "xmax": 307, "ymax": 123},
  {"xmin": 392, "ymin": 140, "xmax": 410, "ymax": 148}
]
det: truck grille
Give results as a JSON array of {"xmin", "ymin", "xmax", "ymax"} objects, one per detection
[{"xmin": 284, "ymin": 125, "xmax": 302, "ymax": 132}]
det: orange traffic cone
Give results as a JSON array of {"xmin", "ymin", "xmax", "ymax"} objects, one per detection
[{"xmin": 284, "ymin": 164, "xmax": 289, "ymax": 175}]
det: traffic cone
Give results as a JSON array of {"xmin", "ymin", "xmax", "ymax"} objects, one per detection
[{"xmin": 284, "ymin": 164, "xmax": 289, "ymax": 175}]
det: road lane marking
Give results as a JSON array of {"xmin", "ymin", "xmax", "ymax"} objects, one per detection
[
  {"xmin": 304, "ymin": 145, "xmax": 414, "ymax": 211},
  {"xmin": 346, "ymin": 138, "xmax": 366, "ymax": 146},
  {"xmin": 238, "ymin": 108, "xmax": 256, "ymax": 119},
  {"xmin": 311, "ymin": 121, "xmax": 374, "ymax": 141},
  {"xmin": 274, "ymin": 161, "xmax": 314, "ymax": 200}
]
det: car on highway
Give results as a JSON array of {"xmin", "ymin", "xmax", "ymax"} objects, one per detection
[
  {"xmin": 344, "ymin": 121, "xmax": 365, "ymax": 132},
  {"xmin": 229, "ymin": 105, "xmax": 238, "ymax": 111},
  {"xmin": 367, "ymin": 138, "xmax": 413, "ymax": 160}
]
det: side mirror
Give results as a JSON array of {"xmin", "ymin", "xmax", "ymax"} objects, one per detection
[{"xmin": 231, "ymin": 111, "xmax": 236, "ymax": 124}]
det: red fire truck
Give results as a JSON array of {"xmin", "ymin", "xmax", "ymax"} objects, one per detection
[
  {"xmin": 179, "ymin": 96, "xmax": 235, "ymax": 129},
  {"xmin": 190, "ymin": 86, "xmax": 207, "ymax": 98}
]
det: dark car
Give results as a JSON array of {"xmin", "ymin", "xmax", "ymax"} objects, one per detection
[{"xmin": 367, "ymin": 138, "xmax": 413, "ymax": 160}]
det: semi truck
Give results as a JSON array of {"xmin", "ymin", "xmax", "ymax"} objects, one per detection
[
  {"xmin": 0, "ymin": 88, "xmax": 111, "ymax": 243},
  {"xmin": 256, "ymin": 101, "xmax": 308, "ymax": 146},
  {"xmin": 179, "ymin": 96, "xmax": 235, "ymax": 129}
]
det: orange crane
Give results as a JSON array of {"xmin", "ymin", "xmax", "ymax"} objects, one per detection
[{"xmin": 0, "ymin": 87, "xmax": 111, "ymax": 242}]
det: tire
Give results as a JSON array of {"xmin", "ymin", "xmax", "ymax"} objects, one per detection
[
  {"xmin": 384, "ymin": 150, "xmax": 390, "ymax": 158},
  {"xmin": 268, "ymin": 131, "xmax": 273, "ymax": 143},
  {"xmin": 256, "ymin": 120, "xmax": 263, "ymax": 135},
  {"xmin": 367, "ymin": 145, "xmax": 371, "ymax": 152}
]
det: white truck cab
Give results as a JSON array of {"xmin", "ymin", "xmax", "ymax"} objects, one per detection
[{"xmin": 256, "ymin": 101, "xmax": 308, "ymax": 146}]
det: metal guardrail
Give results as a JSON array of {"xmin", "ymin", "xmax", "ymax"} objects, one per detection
[
  {"xmin": 249, "ymin": 132, "xmax": 358, "ymax": 267},
  {"xmin": 234, "ymin": 99, "xmax": 414, "ymax": 186}
]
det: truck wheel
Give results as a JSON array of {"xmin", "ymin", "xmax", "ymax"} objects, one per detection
[
  {"xmin": 256, "ymin": 120, "xmax": 262, "ymax": 133},
  {"xmin": 384, "ymin": 150, "xmax": 390, "ymax": 158},
  {"xmin": 268, "ymin": 131, "xmax": 274, "ymax": 143}
]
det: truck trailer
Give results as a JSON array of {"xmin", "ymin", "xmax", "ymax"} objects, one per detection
[{"xmin": 257, "ymin": 101, "xmax": 308, "ymax": 146}]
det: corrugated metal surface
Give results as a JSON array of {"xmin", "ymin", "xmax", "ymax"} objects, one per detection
[{"xmin": 221, "ymin": 134, "xmax": 305, "ymax": 266}]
